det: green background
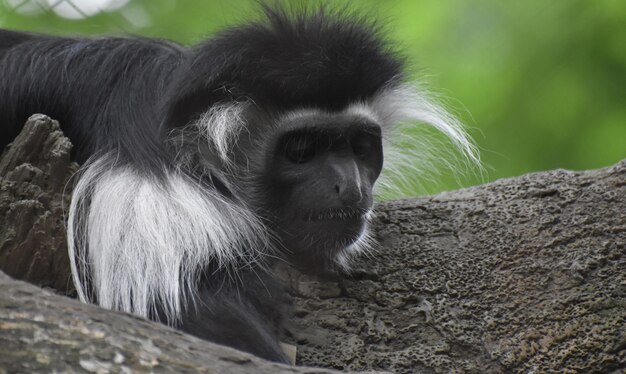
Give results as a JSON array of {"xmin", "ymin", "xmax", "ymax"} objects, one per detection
[{"xmin": 1, "ymin": 0, "xmax": 624, "ymax": 197}]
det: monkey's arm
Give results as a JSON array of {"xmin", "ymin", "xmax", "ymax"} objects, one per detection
[{"xmin": 179, "ymin": 269, "xmax": 290, "ymax": 364}]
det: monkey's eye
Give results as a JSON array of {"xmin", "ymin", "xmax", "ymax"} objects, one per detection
[
  {"xmin": 352, "ymin": 134, "xmax": 374, "ymax": 157},
  {"xmin": 284, "ymin": 136, "xmax": 316, "ymax": 164}
]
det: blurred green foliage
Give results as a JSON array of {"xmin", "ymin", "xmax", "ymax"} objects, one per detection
[{"xmin": 1, "ymin": 0, "xmax": 625, "ymax": 196}]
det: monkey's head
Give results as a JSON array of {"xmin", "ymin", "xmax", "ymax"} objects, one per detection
[
  {"xmin": 164, "ymin": 8, "xmax": 476, "ymax": 272},
  {"xmin": 251, "ymin": 108, "xmax": 384, "ymax": 270}
]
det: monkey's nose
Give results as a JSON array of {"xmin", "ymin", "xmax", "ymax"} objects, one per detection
[{"xmin": 335, "ymin": 182, "xmax": 363, "ymax": 205}]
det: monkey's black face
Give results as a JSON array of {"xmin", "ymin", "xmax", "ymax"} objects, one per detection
[{"xmin": 262, "ymin": 112, "xmax": 383, "ymax": 270}]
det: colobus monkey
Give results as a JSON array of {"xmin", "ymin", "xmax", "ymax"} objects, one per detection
[{"xmin": 0, "ymin": 7, "xmax": 477, "ymax": 363}]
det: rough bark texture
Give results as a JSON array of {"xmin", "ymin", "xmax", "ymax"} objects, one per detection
[
  {"xmin": 1, "ymin": 115, "xmax": 625, "ymax": 373},
  {"xmin": 287, "ymin": 160, "xmax": 626, "ymax": 373},
  {"xmin": 0, "ymin": 114, "xmax": 77, "ymax": 295},
  {"xmin": 0, "ymin": 272, "xmax": 356, "ymax": 374}
]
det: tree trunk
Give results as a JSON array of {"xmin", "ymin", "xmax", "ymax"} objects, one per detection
[{"xmin": 1, "ymin": 115, "xmax": 624, "ymax": 373}]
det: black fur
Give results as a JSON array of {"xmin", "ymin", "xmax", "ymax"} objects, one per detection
[
  {"xmin": 164, "ymin": 8, "xmax": 403, "ymax": 127},
  {"xmin": 0, "ymin": 8, "xmax": 404, "ymax": 364}
]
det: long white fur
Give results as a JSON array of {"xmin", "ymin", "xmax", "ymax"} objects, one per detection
[
  {"xmin": 336, "ymin": 83, "xmax": 479, "ymax": 267},
  {"xmin": 334, "ymin": 210, "xmax": 376, "ymax": 271},
  {"xmin": 369, "ymin": 83, "xmax": 480, "ymax": 198},
  {"xmin": 193, "ymin": 102, "xmax": 249, "ymax": 167},
  {"xmin": 68, "ymin": 153, "xmax": 267, "ymax": 324}
]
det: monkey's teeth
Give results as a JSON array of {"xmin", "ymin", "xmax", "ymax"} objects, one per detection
[{"xmin": 307, "ymin": 208, "xmax": 364, "ymax": 222}]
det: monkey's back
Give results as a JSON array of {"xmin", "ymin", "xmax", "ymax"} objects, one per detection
[{"xmin": 0, "ymin": 29, "xmax": 185, "ymax": 165}]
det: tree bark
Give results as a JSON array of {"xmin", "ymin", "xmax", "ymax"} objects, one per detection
[
  {"xmin": 0, "ymin": 272, "xmax": 357, "ymax": 374},
  {"xmin": 1, "ymin": 115, "xmax": 624, "ymax": 373},
  {"xmin": 287, "ymin": 160, "xmax": 626, "ymax": 373},
  {"xmin": 0, "ymin": 114, "xmax": 77, "ymax": 295}
]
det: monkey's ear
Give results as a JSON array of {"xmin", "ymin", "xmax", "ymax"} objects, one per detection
[
  {"xmin": 163, "ymin": 85, "xmax": 232, "ymax": 130},
  {"xmin": 163, "ymin": 36, "xmax": 246, "ymax": 130}
]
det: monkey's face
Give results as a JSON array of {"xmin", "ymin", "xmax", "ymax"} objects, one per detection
[{"xmin": 260, "ymin": 112, "xmax": 383, "ymax": 270}]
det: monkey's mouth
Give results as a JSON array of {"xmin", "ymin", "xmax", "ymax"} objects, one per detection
[{"xmin": 305, "ymin": 207, "xmax": 368, "ymax": 222}]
